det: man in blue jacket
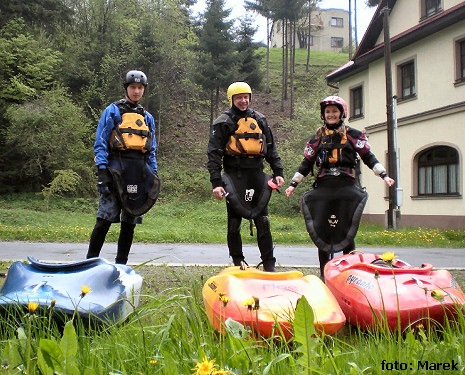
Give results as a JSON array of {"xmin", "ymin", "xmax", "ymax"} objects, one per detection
[{"xmin": 86, "ymin": 70, "xmax": 159, "ymax": 264}]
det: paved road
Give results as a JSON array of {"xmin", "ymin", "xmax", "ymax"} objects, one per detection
[{"xmin": 0, "ymin": 241, "xmax": 464, "ymax": 268}]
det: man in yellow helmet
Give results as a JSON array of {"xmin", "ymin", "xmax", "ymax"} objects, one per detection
[{"xmin": 207, "ymin": 82, "xmax": 284, "ymax": 271}]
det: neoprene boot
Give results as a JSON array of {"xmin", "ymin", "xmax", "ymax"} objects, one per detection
[
  {"xmin": 228, "ymin": 215, "xmax": 246, "ymax": 266},
  {"xmin": 255, "ymin": 215, "xmax": 276, "ymax": 272},
  {"xmin": 318, "ymin": 248, "xmax": 330, "ymax": 282},
  {"xmin": 262, "ymin": 257, "xmax": 276, "ymax": 272},
  {"xmin": 115, "ymin": 221, "xmax": 136, "ymax": 264},
  {"xmin": 87, "ymin": 218, "xmax": 112, "ymax": 259}
]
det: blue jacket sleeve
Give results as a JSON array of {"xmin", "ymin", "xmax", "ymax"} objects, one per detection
[
  {"xmin": 145, "ymin": 112, "xmax": 158, "ymax": 171},
  {"xmin": 94, "ymin": 103, "xmax": 120, "ymax": 168}
]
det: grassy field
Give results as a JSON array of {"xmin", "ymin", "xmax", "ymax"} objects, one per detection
[
  {"xmin": 1, "ymin": 194, "xmax": 465, "ymax": 248},
  {"xmin": 1, "ymin": 194, "xmax": 465, "ymax": 374}
]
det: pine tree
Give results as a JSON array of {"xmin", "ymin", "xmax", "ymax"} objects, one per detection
[
  {"xmin": 235, "ymin": 16, "xmax": 263, "ymax": 91},
  {"xmin": 194, "ymin": 0, "xmax": 236, "ymax": 125}
]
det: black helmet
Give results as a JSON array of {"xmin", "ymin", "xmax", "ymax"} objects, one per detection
[{"xmin": 124, "ymin": 70, "xmax": 148, "ymax": 88}]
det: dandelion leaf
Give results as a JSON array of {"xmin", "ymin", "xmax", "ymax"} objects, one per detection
[
  {"xmin": 263, "ymin": 353, "xmax": 291, "ymax": 375},
  {"xmin": 3, "ymin": 340, "xmax": 23, "ymax": 370},
  {"xmin": 60, "ymin": 320, "xmax": 80, "ymax": 375},
  {"xmin": 37, "ymin": 339, "xmax": 63, "ymax": 374},
  {"xmin": 292, "ymin": 295, "xmax": 319, "ymax": 371}
]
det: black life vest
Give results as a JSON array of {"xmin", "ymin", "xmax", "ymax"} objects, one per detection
[{"xmin": 316, "ymin": 126, "xmax": 357, "ymax": 168}]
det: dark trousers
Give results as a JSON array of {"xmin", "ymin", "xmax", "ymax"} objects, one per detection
[
  {"xmin": 227, "ymin": 204, "xmax": 275, "ymax": 270},
  {"xmin": 87, "ymin": 218, "xmax": 136, "ymax": 264},
  {"xmin": 318, "ymin": 239, "xmax": 355, "ymax": 280}
]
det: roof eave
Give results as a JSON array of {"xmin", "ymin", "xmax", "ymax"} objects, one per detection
[{"xmin": 326, "ymin": 3, "xmax": 465, "ymax": 84}]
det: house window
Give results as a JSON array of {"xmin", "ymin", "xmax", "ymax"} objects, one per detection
[
  {"xmin": 455, "ymin": 39, "xmax": 465, "ymax": 84},
  {"xmin": 398, "ymin": 60, "xmax": 416, "ymax": 100},
  {"xmin": 330, "ymin": 17, "xmax": 343, "ymax": 27},
  {"xmin": 350, "ymin": 86, "xmax": 363, "ymax": 119},
  {"xmin": 421, "ymin": 0, "xmax": 442, "ymax": 19},
  {"xmin": 418, "ymin": 146, "xmax": 459, "ymax": 196},
  {"xmin": 331, "ymin": 37, "xmax": 343, "ymax": 48}
]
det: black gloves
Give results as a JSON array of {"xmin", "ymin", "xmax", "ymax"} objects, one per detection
[{"xmin": 97, "ymin": 168, "xmax": 113, "ymax": 195}]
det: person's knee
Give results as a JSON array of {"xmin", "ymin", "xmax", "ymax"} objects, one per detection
[
  {"xmin": 227, "ymin": 217, "xmax": 242, "ymax": 235},
  {"xmin": 94, "ymin": 218, "xmax": 112, "ymax": 232},
  {"xmin": 121, "ymin": 221, "xmax": 136, "ymax": 234},
  {"xmin": 254, "ymin": 216, "xmax": 271, "ymax": 237}
]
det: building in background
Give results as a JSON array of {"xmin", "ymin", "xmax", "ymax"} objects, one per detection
[
  {"xmin": 326, "ymin": 0, "xmax": 465, "ymax": 229},
  {"xmin": 270, "ymin": 8, "xmax": 350, "ymax": 52}
]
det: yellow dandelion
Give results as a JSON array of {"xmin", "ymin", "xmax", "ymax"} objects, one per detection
[
  {"xmin": 81, "ymin": 285, "xmax": 92, "ymax": 297},
  {"xmin": 28, "ymin": 302, "xmax": 39, "ymax": 313},
  {"xmin": 214, "ymin": 370, "xmax": 230, "ymax": 375},
  {"xmin": 219, "ymin": 295, "xmax": 230, "ymax": 307},
  {"xmin": 149, "ymin": 359, "xmax": 157, "ymax": 365},
  {"xmin": 192, "ymin": 356, "xmax": 217, "ymax": 375},
  {"xmin": 380, "ymin": 252, "xmax": 397, "ymax": 263},
  {"xmin": 431, "ymin": 289, "xmax": 445, "ymax": 302},
  {"xmin": 242, "ymin": 297, "xmax": 255, "ymax": 310}
]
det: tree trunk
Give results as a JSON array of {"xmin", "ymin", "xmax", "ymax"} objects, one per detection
[
  {"xmin": 215, "ymin": 86, "xmax": 219, "ymax": 119},
  {"xmin": 290, "ymin": 20, "xmax": 295, "ymax": 119},
  {"xmin": 209, "ymin": 89, "xmax": 214, "ymax": 128},
  {"xmin": 306, "ymin": 3, "xmax": 311, "ymax": 72},
  {"xmin": 266, "ymin": 18, "xmax": 271, "ymax": 93},
  {"xmin": 284, "ymin": 19, "xmax": 288, "ymax": 101},
  {"xmin": 281, "ymin": 19, "xmax": 285, "ymax": 112}
]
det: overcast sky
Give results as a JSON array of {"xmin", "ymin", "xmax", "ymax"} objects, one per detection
[{"xmin": 191, "ymin": 0, "xmax": 378, "ymax": 44}]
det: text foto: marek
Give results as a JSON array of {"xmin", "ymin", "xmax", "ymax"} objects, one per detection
[{"xmin": 381, "ymin": 359, "xmax": 459, "ymax": 371}]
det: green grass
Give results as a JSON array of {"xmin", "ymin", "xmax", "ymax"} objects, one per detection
[
  {"xmin": 0, "ymin": 264, "xmax": 464, "ymax": 374},
  {"xmin": 1, "ymin": 194, "xmax": 465, "ymax": 247}
]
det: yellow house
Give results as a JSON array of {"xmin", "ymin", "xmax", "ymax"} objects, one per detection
[
  {"xmin": 270, "ymin": 8, "xmax": 350, "ymax": 52},
  {"xmin": 326, "ymin": 0, "xmax": 465, "ymax": 229}
]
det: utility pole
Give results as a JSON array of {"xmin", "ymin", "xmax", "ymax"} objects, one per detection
[
  {"xmin": 349, "ymin": 0, "xmax": 352, "ymax": 59},
  {"xmin": 381, "ymin": 6, "xmax": 398, "ymax": 229}
]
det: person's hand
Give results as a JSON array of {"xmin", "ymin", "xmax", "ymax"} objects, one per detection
[
  {"xmin": 275, "ymin": 176, "xmax": 284, "ymax": 187},
  {"xmin": 285, "ymin": 186, "xmax": 295, "ymax": 197},
  {"xmin": 212, "ymin": 186, "xmax": 226, "ymax": 200},
  {"xmin": 97, "ymin": 168, "xmax": 112, "ymax": 195},
  {"xmin": 383, "ymin": 176, "xmax": 395, "ymax": 187}
]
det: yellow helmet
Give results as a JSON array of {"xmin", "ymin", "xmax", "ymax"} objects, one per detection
[{"xmin": 227, "ymin": 82, "xmax": 252, "ymax": 107}]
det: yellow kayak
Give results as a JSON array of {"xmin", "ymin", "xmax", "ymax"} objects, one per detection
[{"xmin": 202, "ymin": 266, "xmax": 346, "ymax": 339}]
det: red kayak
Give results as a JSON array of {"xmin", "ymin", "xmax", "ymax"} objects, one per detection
[{"xmin": 324, "ymin": 252, "xmax": 465, "ymax": 331}]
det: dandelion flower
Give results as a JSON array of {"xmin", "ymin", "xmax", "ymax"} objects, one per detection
[
  {"xmin": 380, "ymin": 252, "xmax": 397, "ymax": 263},
  {"xmin": 149, "ymin": 359, "xmax": 157, "ymax": 365},
  {"xmin": 214, "ymin": 370, "xmax": 230, "ymax": 375},
  {"xmin": 81, "ymin": 285, "xmax": 92, "ymax": 297},
  {"xmin": 28, "ymin": 302, "xmax": 39, "ymax": 313},
  {"xmin": 219, "ymin": 295, "xmax": 230, "ymax": 307},
  {"xmin": 192, "ymin": 356, "xmax": 217, "ymax": 375},
  {"xmin": 431, "ymin": 289, "xmax": 445, "ymax": 302},
  {"xmin": 242, "ymin": 297, "xmax": 255, "ymax": 310}
]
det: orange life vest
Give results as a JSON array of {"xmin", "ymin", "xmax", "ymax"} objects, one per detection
[
  {"xmin": 109, "ymin": 112, "xmax": 151, "ymax": 153},
  {"xmin": 225, "ymin": 117, "xmax": 266, "ymax": 157}
]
